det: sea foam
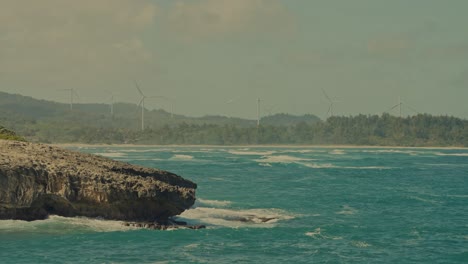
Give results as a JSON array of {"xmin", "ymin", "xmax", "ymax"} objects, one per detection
[
  {"xmin": 178, "ymin": 204, "xmax": 294, "ymax": 229},
  {"xmin": 0, "ymin": 215, "xmax": 136, "ymax": 234},
  {"xmin": 169, "ymin": 154, "xmax": 194, "ymax": 160},
  {"xmin": 228, "ymin": 150, "xmax": 277, "ymax": 156},
  {"xmin": 93, "ymin": 152, "xmax": 127, "ymax": 158}
]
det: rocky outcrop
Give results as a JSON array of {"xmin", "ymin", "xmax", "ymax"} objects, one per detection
[{"xmin": 0, "ymin": 140, "xmax": 197, "ymax": 222}]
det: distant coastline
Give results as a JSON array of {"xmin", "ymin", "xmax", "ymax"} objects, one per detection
[
  {"xmin": 52, "ymin": 143, "xmax": 468, "ymax": 150},
  {"xmin": 2, "ymin": 91, "xmax": 467, "ymax": 148}
]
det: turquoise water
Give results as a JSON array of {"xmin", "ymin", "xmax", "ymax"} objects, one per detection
[{"xmin": 1, "ymin": 146, "xmax": 467, "ymax": 263}]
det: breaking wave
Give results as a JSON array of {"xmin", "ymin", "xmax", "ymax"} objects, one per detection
[
  {"xmin": 435, "ymin": 152, "xmax": 468, "ymax": 157},
  {"xmin": 169, "ymin": 154, "xmax": 194, "ymax": 160},
  {"xmin": 228, "ymin": 150, "xmax": 277, "ymax": 156},
  {"xmin": 93, "ymin": 152, "xmax": 127, "ymax": 158},
  {"xmin": 329, "ymin": 149, "xmax": 346, "ymax": 155},
  {"xmin": 178, "ymin": 198, "xmax": 294, "ymax": 229},
  {"xmin": 336, "ymin": 205, "xmax": 358, "ymax": 215},
  {"xmin": 196, "ymin": 198, "xmax": 233, "ymax": 207},
  {"xmin": 254, "ymin": 155, "xmax": 313, "ymax": 164},
  {"xmin": 0, "ymin": 215, "xmax": 136, "ymax": 234},
  {"xmin": 305, "ymin": 228, "xmax": 343, "ymax": 240}
]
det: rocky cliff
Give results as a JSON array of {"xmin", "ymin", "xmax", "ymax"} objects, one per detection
[{"xmin": 0, "ymin": 140, "xmax": 197, "ymax": 222}]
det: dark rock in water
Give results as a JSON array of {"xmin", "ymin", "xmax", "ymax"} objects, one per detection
[{"xmin": 0, "ymin": 140, "xmax": 197, "ymax": 222}]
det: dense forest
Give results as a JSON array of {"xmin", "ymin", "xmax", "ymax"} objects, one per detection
[
  {"xmin": 0, "ymin": 91, "xmax": 467, "ymax": 146},
  {"xmin": 26, "ymin": 113, "xmax": 462, "ymax": 147}
]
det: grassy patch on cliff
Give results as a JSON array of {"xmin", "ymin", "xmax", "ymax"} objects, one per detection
[{"xmin": 0, "ymin": 126, "xmax": 26, "ymax": 141}]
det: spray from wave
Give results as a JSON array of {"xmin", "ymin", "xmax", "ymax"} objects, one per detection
[
  {"xmin": 0, "ymin": 215, "xmax": 137, "ymax": 234},
  {"xmin": 177, "ymin": 199, "xmax": 294, "ymax": 229}
]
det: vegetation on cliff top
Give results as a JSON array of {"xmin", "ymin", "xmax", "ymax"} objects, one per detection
[{"xmin": 0, "ymin": 126, "xmax": 25, "ymax": 141}]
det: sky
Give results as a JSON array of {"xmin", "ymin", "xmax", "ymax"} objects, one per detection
[{"xmin": 1, "ymin": 0, "xmax": 468, "ymax": 119}]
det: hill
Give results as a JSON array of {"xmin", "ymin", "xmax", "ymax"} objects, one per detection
[
  {"xmin": 0, "ymin": 91, "xmax": 320, "ymax": 143},
  {"xmin": 1, "ymin": 91, "xmax": 466, "ymax": 146}
]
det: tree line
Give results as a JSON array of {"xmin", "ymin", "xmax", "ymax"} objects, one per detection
[{"xmin": 5, "ymin": 113, "xmax": 465, "ymax": 147}]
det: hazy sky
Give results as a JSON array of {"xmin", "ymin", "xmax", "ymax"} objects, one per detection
[{"xmin": 1, "ymin": 0, "xmax": 468, "ymax": 119}]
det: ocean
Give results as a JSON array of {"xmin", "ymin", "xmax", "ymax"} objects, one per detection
[{"xmin": 1, "ymin": 146, "xmax": 467, "ymax": 263}]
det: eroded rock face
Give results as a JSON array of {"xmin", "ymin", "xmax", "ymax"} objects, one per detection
[{"xmin": 0, "ymin": 140, "xmax": 197, "ymax": 222}]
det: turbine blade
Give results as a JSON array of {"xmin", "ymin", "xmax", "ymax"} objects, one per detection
[
  {"xmin": 73, "ymin": 90, "xmax": 80, "ymax": 99},
  {"xmin": 135, "ymin": 98, "xmax": 144, "ymax": 113},
  {"xmin": 137, "ymin": 98, "xmax": 144, "ymax": 108},
  {"xmin": 134, "ymin": 80, "xmax": 145, "ymax": 97},
  {"xmin": 322, "ymin": 89, "xmax": 332, "ymax": 102},
  {"xmin": 388, "ymin": 103, "xmax": 400, "ymax": 111},
  {"xmin": 405, "ymin": 104, "xmax": 420, "ymax": 114}
]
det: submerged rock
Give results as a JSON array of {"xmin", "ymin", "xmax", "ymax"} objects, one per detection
[{"xmin": 0, "ymin": 140, "xmax": 197, "ymax": 222}]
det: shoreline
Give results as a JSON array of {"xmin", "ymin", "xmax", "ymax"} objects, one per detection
[{"xmin": 50, "ymin": 143, "xmax": 468, "ymax": 150}]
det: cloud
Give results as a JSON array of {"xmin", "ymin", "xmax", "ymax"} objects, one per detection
[
  {"xmin": 0, "ymin": 0, "xmax": 157, "ymax": 80},
  {"xmin": 164, "ymin": 0, "xmax": 295, "ymax": 40}
]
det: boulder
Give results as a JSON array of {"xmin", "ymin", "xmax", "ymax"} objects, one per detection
[{"xmin": 0, "ymin": 140, "xmax": 197, "ymax": 222}]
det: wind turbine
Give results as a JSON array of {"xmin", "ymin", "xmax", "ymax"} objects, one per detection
[
  {"xmin": 103, "ymin": 89, "xmax": 115, "ymax": 116},
  {"xmin": 322, "ymin": 89, "xmax": 339, "ymax": 118},
  {"xmin": 386, "ymin": 96, "xmax": 419, "ymax": 117},
  {"xmin": 257, "ymin": 98, "xmax": 262, "ymax": 127},
  {"xmin": 134, "ymin": 80, "xmax": 162, "ymax": 131},
  {"xmin": 388, "ymin": 96, "xmax": 402, "ymax": 117},
  {"xmin": 167, "ymin": 97, "xmax": 175, "ymax": 118},
  {"xmin": 60, "ymin": 88, "xmax": 79, "ymax": 110},
  {"xmin": 159, "ymin": 96, "xmax": 175, "ymax": 118}
]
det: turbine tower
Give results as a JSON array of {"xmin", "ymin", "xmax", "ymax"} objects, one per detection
[
  {"xmin": 257, "ymin": 98, "xmax": 262, "ymax": 128},
  {"xmin": 134, "ymin": 80, "xmax": 162, "ymax": 131},
  {"xmin": 60, "ymin": 88, "xmax": 79, "ymax": 110},
  {"xmin": 162, "ymin": 96, "xmax": 175, "ymax": 119},
  {"xmin": 104, "ymin": 90, "xmax": 115, "ymax": 116},
  {"xmin": 110, "ymin": 93, "xmax": 114, "ymax": 116}
]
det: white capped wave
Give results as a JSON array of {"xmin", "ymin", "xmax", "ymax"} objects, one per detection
[
  {"xmin": 305, "ymin": 228, "xmax": 322, "ymax": 238},
  {"xmin": 178, "ymin": 207, "xmax": 294, "ymax": 229},
  {"xmin": 447, "ymin": 194, "xmax": 468, "ymax": 198},
  {"xmin": 302, "ymin": 163, "xmax": 335, "ymax": 169},
  {"xmin": 408, "ymin": 196, "xmax": 441, "ymax": 204},
  {"xmin": 330, "ymin": 149, "xmax": 346, "ymax": 155},
  {"xmin": 302, "ymin": 163, "xmax": 391, "ymax": 170},
  {"xmin": 336, "ymin": 205, "xmax": 358, "ymax": 215},
  {"xmin": 280, "ymin": 149, "xmax": 316, "ymax": 154},
  {"xmin": 361, "ymin": 149, "xmax": 436, "ymax": 156},
  {"xmin": 0, "ymin": 215, "xmax": 136, "ymax": 234},
  {"xmin": 169, "ymin": 154, "xmax": 194, "ymax": 160},
  {"xmin": 229, "ymin": 150, "xmax": 276, "ymax": 156},
  {"xmin": 351, "ymin": 241, "xmax": 371, "ymax": 248},
  {"xmin": 120, "ymin": 149, "xmax": 171, "ymax": 153},
  {"xmin": 435, "ymin": 152, "xmax": 468, "ymax": 157},
  {"xmin": 254, "ymin": 155, "xmax": 313, "ymax": 164},
  {"xmin": 196, "ymin": 198, "xmax": 232, "ymax": 207},
  {"xmin": 342, "ymin": 166, "xmax": 392, "ymax": 170},
  {"xmin": 305, "ymin": 228, "xmax": 343, "ymax": 240},
  {"xmin": 93, "ymin": 152, "xmax": 127, "ymax": 158}
]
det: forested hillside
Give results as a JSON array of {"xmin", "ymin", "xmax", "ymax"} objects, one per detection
[{"xmin": 1, "ymin": 91, "xmax": 467, "ymax": 146}]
